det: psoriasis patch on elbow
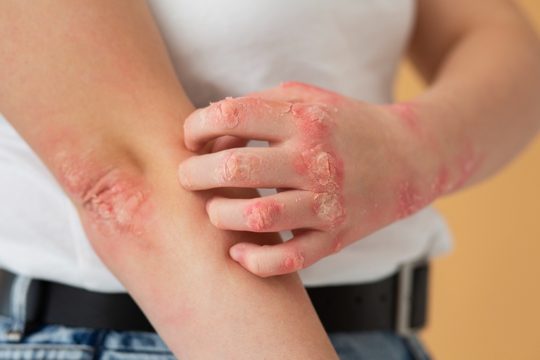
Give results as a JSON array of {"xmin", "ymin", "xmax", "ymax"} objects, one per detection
[
  {"xmin": 313, "ymin": 192, "xmax": 345, "ymax": 227},
  {"xmin": 54, "ymin": 150, "xmax": 152, "ymax": 237},
  {"xmin": 81, "ymin": 175, "xmax": 151, "ymax": 236}
]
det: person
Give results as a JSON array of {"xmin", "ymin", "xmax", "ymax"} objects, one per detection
[{"xmin": 0, "ymin": 0, "xmax": 539, "ymax": 359}]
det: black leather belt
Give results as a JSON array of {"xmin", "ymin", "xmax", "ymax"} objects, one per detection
[{"xmin": 0, "ymin": 262, "xmax": 428, "ymax": 336}]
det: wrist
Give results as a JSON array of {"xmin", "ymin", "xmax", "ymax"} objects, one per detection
[
  {"xmin": 379, "ymin": 101, "xmax": 448, "ymax": 218},
  {"xmin": 387, "ymin": 98, "xmax": 482, "ymax": 200}
]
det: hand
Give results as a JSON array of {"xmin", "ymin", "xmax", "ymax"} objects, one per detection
[{"xmin": 178, "ymin": 82, "xmax": 448, "ymax": 277}]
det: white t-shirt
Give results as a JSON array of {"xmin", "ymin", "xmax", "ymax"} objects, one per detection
[{"xmin": 0, "ymin": 0, "xmax": 452, "ymax": 292}]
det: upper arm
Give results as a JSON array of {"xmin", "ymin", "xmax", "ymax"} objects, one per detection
[
  {"xmin": 409, "ymin": 0, "xmax": 534, "ymax": 82},
  {"xmin": 0, "ymin": 0, "xmax": 193, "ymax": 168}
]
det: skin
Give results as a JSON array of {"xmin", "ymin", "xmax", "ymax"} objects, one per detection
[
  {"xmin": 178, "ymin": 0, "xmax": 540, "ymax": 277},
  {"xmin": 0, "ymin": 1, "xmax": 338, "ymax": 359}
]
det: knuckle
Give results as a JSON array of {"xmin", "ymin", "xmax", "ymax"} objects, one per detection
[
  {"xmin": 312, "ymin": 192, "xmax": 346, "ymax": 229},
  {"xmin": 218, "ymin": 150, "xmax": 240, "ymax": 183},
  {"xmin": 291, "ymin": 103, "xmax": 335, "ymax": 141},
  {"xmin": 292, "ymin": 103, "xmax": 332, "ymax": 123},
  {"xmin": 219, "ymin": 150, "xmax": 261, "ymax": 184},
  {"xmin": 211, "ymin": 97, "xmax": 243, "ymax": 129},
  {"xmin": 244, "ymin": 199, "xmax": 284, "ymax": 232},
  {"xmin": 280, "ymin": 248, "xmax": 305, "ymax": 272},
  {"xmin": 299, "ymin": 146, "xmax": 342, "ymax": 193}
]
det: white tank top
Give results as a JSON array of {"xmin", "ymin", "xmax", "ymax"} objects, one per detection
[{"xmin": 0, "ymin": 0, "xmax": 451, "ymax": 292}]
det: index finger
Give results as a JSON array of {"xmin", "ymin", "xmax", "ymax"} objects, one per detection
[{"xmin": 183, "ymin": 97, "xmax": 296, "ymax": 151}]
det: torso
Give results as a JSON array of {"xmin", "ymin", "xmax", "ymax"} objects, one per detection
[{"xmin": 0, "ymin": 0, "xmax": 451, "ymax": 290}]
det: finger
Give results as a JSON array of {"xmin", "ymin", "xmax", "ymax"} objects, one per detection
[
  {"xmin": 178, "ymin": 147, "xmax": 304, "ymax": 190},
  {"xmin": 211, "ymin": 136, "xmax": 248, "ymax": 152},
  {"xmin": 229, "ymin": 230, "xmax": 343, "ymax": 277},
  {"xmin": 184, "ymin": 97, "xmax": 296, "ymax": 151},
  {"xmin": 205, "ymin": 190, "xmax": 343, "ymax": 232}
]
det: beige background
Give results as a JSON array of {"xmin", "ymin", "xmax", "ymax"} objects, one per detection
[{"xmin": 395, "ymin": 1, "xmax": 540, "ymax": 359}]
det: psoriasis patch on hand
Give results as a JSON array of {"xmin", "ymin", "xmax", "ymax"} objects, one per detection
[
  {"xmin": 205, "ymin": 96, "xmax": 278, "ymax": 131},
  {"xmin": 290, "ymin": 102, "xmax": 335, "ymax": 141},
  {"xmin": 243, "ymin": 199, "xmax": 284, "ymax": 231},
  {"xmin": 313, "ymin": 192, "xmax": 345, "ymax": 226},
  {"xmin": 296, "ymin": 143, "xmax": 345, "ymax": 228},
  {"xmin": 290, "ymin": 101, "xmax": 345, "ymax": 228},
  {"xmin": 207, "ymin": 97, "xmax": 243, "ymax": 129},
  {"xmin": 218, "ymin": 150, "xmax": 262, "ymax": 185}
]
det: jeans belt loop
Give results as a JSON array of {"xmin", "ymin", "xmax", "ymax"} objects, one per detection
[
  {"xmin": 6, "ymin": 274, "xmax": 33, "ymax": 342},
  {"xmin": 395, "ymin": 255, "xmax": 428, "ymax": 338}
]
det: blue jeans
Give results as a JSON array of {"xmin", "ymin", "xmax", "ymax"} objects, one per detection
[{"xmin": 0, "ymin": 315, "xmax": 431, "ymax": 359}]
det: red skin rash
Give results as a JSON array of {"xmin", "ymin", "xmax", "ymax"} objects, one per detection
[
  {"xmin": 80, "ymin": 172, "xmax": 152, "ymax": 237},
  {"xmin": 206, "ymin": 96, "xmax": 292, "ymax": 131},
  {"xmin": 244, "ymin": 199, "xmax": 284, "ymax": 231},
  {"xmin": 289, "ymin": 103, "xmax": 343, "ymax": 186},
  {"xmin": 219, "ymin": 150, "xmax": 262, "ymax": 185},
  {"xmin": 387, "ymin": 102, "xmax": 421, "ymax": 134},
  {"xmin": 280, "ymin": 251, "xmax": 305, "ymax": 273},
  {"xmin": 431, "ymin": 165, "xmax": 451, "ymax": 197},
  {"xmin": 287, "ymin": 101, "xmax": 347, "ymax": 228},
  {"xmin": 208, "ymin": 97, "xmax": 242, "ymax": 129},
  {"xmin": 385, "ymin": 101, "xmax": 486, "ymax": 219},
  {"xmin": 52, "ymin": 148, "xmax": 153, "ymax": 237},
  {"xmin": 291, "ymin": 103, "xmax": 333, "ymax": 142},
  {"xmin": 393, "ymin": 138, "xmax": 484, "ymax": 219},
  {"xmin": 396, "ymin": 180, "xmax": 426, "ymax": 219}
]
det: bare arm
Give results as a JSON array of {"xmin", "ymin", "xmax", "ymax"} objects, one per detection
[
  {"xmin": 0, "ymin": 1, "xmax": 337, "ymax": 358},
  {"xmin": 408, "ymin": 0, "xmax": 540, "ymax": 188}
]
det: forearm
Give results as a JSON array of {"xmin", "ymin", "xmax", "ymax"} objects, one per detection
[
  {"xmin": 0, "ymin": 1, "xmax": 335, "ymax": 358},
  {"xmin": 81, "ymin": 151, "xmax": 334, "ymax": 359},
  {"xmin": 50, "ymin": 136, "xmax": 334, "ymax": 359},
  {"xmin": 404, "ymin": 1, "xmax": 540, "ymax": 194}
]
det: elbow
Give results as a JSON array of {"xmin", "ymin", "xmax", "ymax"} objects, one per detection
[
  {"xmin": 79, "ymin": 169, "xmax": 153, "ymax": 237},
  {"xmin": 53, "ymin": 150, "xmax": 155, "ymax": 239}
]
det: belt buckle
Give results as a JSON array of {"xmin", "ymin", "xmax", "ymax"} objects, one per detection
[{"xmin": 395, "ymin": 257, "xmax": 426, "ymax": 337}]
